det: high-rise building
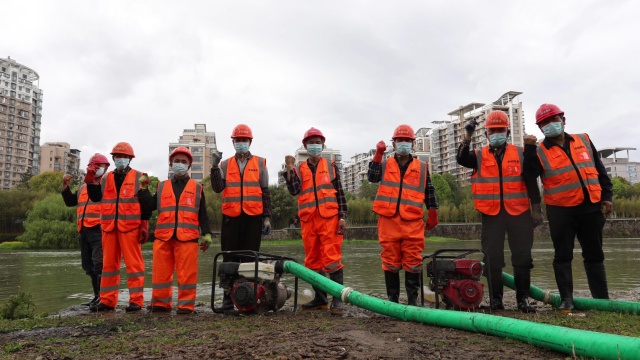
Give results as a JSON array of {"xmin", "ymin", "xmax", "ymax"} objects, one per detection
[
  {"xmin": 168, "ymin": 124, "xmax": 219, "ymax": 181},
  {"xmin": 277, "ymin": 146, "xmax": 342, "ymax": 187},
  {"xmin": 0, "ymin": 57, "xmax": 43, "ymax": 191},
  {"xmin": 40, "ymin": 142, "xmax": 81, "ymax": 177},
  {"xmin": 431, "ymin": 91, "xmax": 525, "ymax": 185},
  {"xmin": 599, "ymin": 147, "xmax": 639, "ymax": 184}
]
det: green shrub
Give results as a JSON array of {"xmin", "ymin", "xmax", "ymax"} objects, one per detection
[
  {"xmin": 0, "ymin": 292, "xmax": 36, "ymax": 320},
  {"xmin": 0, "ymin": 242, "xmax": 29, "ymax": 250}
]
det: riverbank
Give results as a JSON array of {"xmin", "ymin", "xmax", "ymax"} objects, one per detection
[{"xmin": 1, "ymin": 290, "xmax": 639, "ymax": 359}]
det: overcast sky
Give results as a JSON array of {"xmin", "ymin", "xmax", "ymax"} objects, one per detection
[{"xmin": 3, "ymin": 0, "xmax": 639, "ymax": 184}]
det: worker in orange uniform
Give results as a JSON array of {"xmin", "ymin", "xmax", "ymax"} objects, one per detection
[
  {"xmin": 368, "ymin": 124, "xmax": 439, "ymax": 306},
  {"xmin": 210, "ymin": 124, "xmax": 272, "ymax": 311},
  {"xmin": 61, "ymin": 153, "xmax": 110, "ymax": 307},
  {"xmin": 284, "ymin": 127, "xmax": 348, "ymax": 315},
  {"xmin": 456, "ymin": 111, "xmax": 541, "ymax": 312},
  {"xmin": 87, "ymin": 142, "xmax": 152, "ymax": 312},
  {"xmin": 138, "ymin": 147, "xmax": 213, "ymax": 314},
  {"xmin": 523, "ymin": 104, "xmax": 613, "ymax": 313}
]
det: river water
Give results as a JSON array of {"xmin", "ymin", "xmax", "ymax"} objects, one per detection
[{"xmin": 1, "ymin": 238, "xmax": 639, "ymax": 314}]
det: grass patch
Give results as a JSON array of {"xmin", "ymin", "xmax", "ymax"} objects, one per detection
[
  {"xmin": 0, "ymin": 293, "xmax": 36, "ymax": 320},
  {"xmin": 0, "ymin": 241, "xmax": 30, "ymax": 250},
  {"xmin": 426, "ymin": 236, "xmax": 465, "ymax": 242}
]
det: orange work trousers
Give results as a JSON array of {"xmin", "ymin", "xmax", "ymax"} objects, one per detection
[
  {"xmin": 378, "ymin": 214, "xmax": 425, "ymax": 273},
  {"xmin": 99, "ymin": 229, "xmax": 145, "ymax": 307},
  {"xmin": 151, "ymin": 239, "xmax": 199, "ymax": 312},
  {"xmin": 301, "ymin": 212, "xmax": 343, "ymax": 273}
]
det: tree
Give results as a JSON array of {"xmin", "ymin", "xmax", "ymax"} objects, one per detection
[
  {"xmin": 442, "ymin": 173, "xmax": 464, "ymax": 206},
  {"xmin": 16, "ymin": 170, "xmax": 33, "ymax": 190},
  {"xmin": 358, "ymin": 180, "xmax": 379, "ymax": 200},
  {"xmin": 16, "ymin": 193, "xmax": 77, "ymax": 248},
  {"xmin": 268, "ymin": 185, "xmax": 298, "ymax": 229},
  {"xmin": 27, "ymin": 171, "xmax": 65, "ymax": 193},
  {"xmin": 611, "ymin": 177, "xmax": 632, "ymax": 199},
  {"xmin": 431, "ymin": 174, "xmax": 455, "ymax": 205}
]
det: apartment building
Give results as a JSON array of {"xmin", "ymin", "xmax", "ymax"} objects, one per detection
[
  {"xmin": 40, "ymin": 142, "xmax": 81, "ymax": 176},
  {"xmin": 431, "ymin": 91, "xmax": 525, "ymax": 185},
  {"xmin": 0, "ymin": 57, "xmax": 43, "ymax": 191},
  {"xmin": 168, "ymin": 124, "xmax": 219, "ymax": 181},
  {"xmin": 599, "ymin": 147, "xmax": 639, "ymax": 184},
  {"xmin": 277, "ymin": 147, "xmax": 342, "ymax": 187}
]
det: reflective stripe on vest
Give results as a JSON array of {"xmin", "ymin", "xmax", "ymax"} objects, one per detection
[
  {"xmin": 470, "ymin": 145, "xmax": 529, "ymax": 216},
  {"xmin": 296, "ymin": 158, "xmax": 338, "ymax": 221},
  {"xmin": 99, "ymin": 170, "xmax": 142, "ymax": 232},
  {"xmin": 536, "ymin": 133, "xmax": 602, "ymax": 206},
  {"xmin": 373, "ymin": 157, "xmax": 427, "ymax": 220},
  {"xmin": 76, "ymin": 184, "xmax": 101, "ymax": 231},
  {"xmin": 221, "ymin": 156, "xmax": 265, "ymax": 217},
  {"xmin": 154, "ymin": 179, "xmax": 202, "ymax": 241}
]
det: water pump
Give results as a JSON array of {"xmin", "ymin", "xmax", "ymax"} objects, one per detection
[{"xmin": 425, "ymin": 250, "xmax": 485, "ymax": 310}]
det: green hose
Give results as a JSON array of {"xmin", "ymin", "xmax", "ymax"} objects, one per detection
[
  {"xmin": 283, "ymin": 261, "xmax": 640, "ymax": 360},
  {"xmin": 502, "ymin": 272, "xmax": 640, "ymax": 315}
]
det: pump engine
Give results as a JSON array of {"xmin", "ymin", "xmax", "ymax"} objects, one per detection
[
  {"xmin": 218, "ymin": 261, "xmax": 292, "ymax": 313},
  {"xmin": 426, "ymin": 258, "xmax": 484, "ymax": 310}
]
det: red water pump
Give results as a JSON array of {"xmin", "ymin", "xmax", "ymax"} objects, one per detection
[
  {"xmin": 425, "ymin": 253, "xmax": 484, "ymax": 310},
  {"xmin": 217, "ymin": 261, "xmax": 292, "ymax": 313}
]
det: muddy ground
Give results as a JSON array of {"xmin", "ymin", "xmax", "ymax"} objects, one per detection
[{"xmin": 11, "ymin": 290, "xmax": 639, "ymax": 359}]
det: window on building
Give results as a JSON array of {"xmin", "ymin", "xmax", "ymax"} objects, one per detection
[
  {"xmin": 191, "ymin": 164, "xmax": 203, "ymax": 171},
  {"xmin": 191, "ymin": 173, "xmax": 203, "ymax": 180},
  {"xmin": 192, "ymin": 156, "xmax": 203, "ymax": 162}
]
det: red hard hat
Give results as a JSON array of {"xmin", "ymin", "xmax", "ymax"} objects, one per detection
[
  {"xmin": 484, "ymin": 111, "xmax": 510, "ymax": 128},
  {"xmin": 110, "ymin": 142, "xmax": 135, "ymax": 158},
  {"xmin": 170, "ymin": 146, "xmax": 193, "ymax": 164},
  {"xmin": 88, "ymin": 153, "xmax": 110, "ymax": 166},
  {"xmin": 535, "ymin": 104, "xmax": 564, "ymax": 124},
  {"xmin": 392, "ymin": 124, "xmax": 416, "ymax": 140},
  {"xmin": 302, "ymin": 127, "xmax": 325, "ymax": 144},
  {"xmin": 231, "ymin": 124, "xmax": 253, "ymax": 139}
]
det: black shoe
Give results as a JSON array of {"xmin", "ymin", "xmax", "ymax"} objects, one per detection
[
  {"xmin": 176, "ymin": 308, "xmax": 193, "ymax": 315},
  {"xmin": 405, "ymin": 272, "xmax": 421, "ymax": 306},
  {"xmin": 125, "ymin": 303, "xmax": 142, "ymax": 312},
  {"xmin": 481, "ymin": 299, "xmax": 504, "ymax": 311},
  {"xmin": 85, "ymin": 295, "xmax": 100, "ymax": 307},
  {"xmin": 558, "ymin": 299, "xmax": 575, "ymax": 313},
  {"xmin": 302, "ymin": 295, "xmax": 329, "ymax": 310},
  {"xmin": 220, "ymin": 293, "xmax": 235, "ymax": 311},
  {"xmin": 90, "ymin": 302, "xmax": 115, "ymax": 312},
  {"xmin": 384, "ymin": 271, "xmax": 400, "ymax": 303},
  {"xmin": 147, "ymin": 305, "xmax": 171, "ymax": 313},
  {"xmin": 517, "ymin": 299, "xmax": 537, "ymax": 313}
]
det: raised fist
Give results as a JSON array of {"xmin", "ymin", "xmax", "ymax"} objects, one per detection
[{"xmin": 523, "ymin": 135, "xmax": 538, "ymax": 146}]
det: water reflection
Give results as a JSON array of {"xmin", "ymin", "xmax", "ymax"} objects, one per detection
[{"xmin": 1, "ymin": 238, "xmax": 639, "ymax": 314}]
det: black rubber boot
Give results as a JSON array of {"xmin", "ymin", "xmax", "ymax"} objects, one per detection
[
  {"xmin": 302, "ymin": 270, "xmax": 328, "ymax": 310},
  {"xmin": 329, "ymin": 269, "xmax": 345, "ymax": 315},
  {"xmin": 481, "ymin": 269, "xmax": 504, "ymax": 310},
  {"xmin": 514, "ymin": 268, "xmax": 536, "ymax": 313},
  {"xmin": 89, "ymin": 302, "xmax": 114, "ymax": 312},
  {"xmin": 584, "ymin": 263, "xmax": 609, "ymax": 299},
  {"xmin": 553, "ymin": 263, "xmax": 575, "ymax": 313},
  {"xmin": 405, "ymin": 271, "xmax": 421, "ymax": 306},
  {"xmin": 220, "ymin": 292, "xmax": 235, "ymax": 311},
  {"xmin": 384, "ymin": 271, "xmax": 400, "ymax": 303},
  {"xmin": 82, "ymin": 274, "xmax": 100, "ymax": 306}
]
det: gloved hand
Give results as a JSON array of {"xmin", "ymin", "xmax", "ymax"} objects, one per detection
[
  {"xmin": 139, "ymin": 173, "xmax": 150, "ymax": 190},
  {"xmin": 262, "ymin": 217, "xmax": 271, "ymax": 236},
  {"xmin": 373, "ymin": 141, "xmax": 386, "ymax": 163},
  {"xmin": 337, "ymin": 218, "xmax": 346, "ymax": 235},
  {"xmin": 62, "ymin": 174, "xmax": 73, "ymax": 189},
  {"xmin": 211, "ymin": 151, "xmax": 222, "ymax": 169},
  {"xmin": 84, "ymin": 164, "xmax": 100, "ymax": 184},
  {"xmin": 425, "ymin": 209, "xmax": 439, "ymax": 230},
  {"xmin": 139, "ymin": 220, "xmax": 149, "ymax": 244},
  {"xmin": 532, "ymin": 203, "xmax": 543, "ymax": 228},
  {"xmin": 284, "ymin": 155, "xmax": 296, "ymax": 181},
  {"xmin": 199, "ymin": 233, "xmax": 212, "ymax": 252},
  {"xmin": 465, "ymin": 119, "xmax": 478, "ymax": 136}
]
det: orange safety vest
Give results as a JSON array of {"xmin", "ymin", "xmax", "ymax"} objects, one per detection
[
  {"xmin": 221, "ymin": 156, "xmax": 265, "ymax": 217},
  {"xmin": 536, "ymin": 133, "xmax": 602, "ymax": 206},
  {"xmin": 373, "ymin": 157, "xmax": 427, "ymax": 220},
  {"xmin": 154, "ymin": 179, "xmax": 202, "ymax": 241},
  {"xmin": 470, "ymin": 145, "xmax": 530, "ymax": 216},
  {"xmin": 76, "ymin": 184, "xmax": 101, "ymax": 231},
  {"xmin": 296, "ymin": 158, "xmax": 339, "ymax": 222},
  {"xmin": 99, "ymin": 169, "xmax": 142, "ymax": 233}
]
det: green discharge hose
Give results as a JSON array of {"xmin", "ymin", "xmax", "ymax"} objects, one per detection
[
  {"xmin": 283, "ymin": 261, "xmax": 640, "ymax": 360},
  {"xmin": 501, "ymin": 272, "xmax": 640, "ymax": 315}
]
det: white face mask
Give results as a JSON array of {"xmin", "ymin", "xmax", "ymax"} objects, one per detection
[
  {"xmin": 172, "ymin": 162, "xmax": 189, "ymax": 176},
  {"xmin": 114, "ymin": 158, "xmax": 130, "ymax": 170},
  {"xmin": 95, "ymin": 167, "xmax": 105, "ymax": 177}
]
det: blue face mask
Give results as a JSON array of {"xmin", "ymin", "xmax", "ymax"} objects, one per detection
[
  {"xmin": 114, "ymin": 158, "xmax": 129, "ymax": 170},
  {"xmin": 234, "ymin": 142, "xmax": 250, "ymax": 154},
  {"xmin": 172, "ymin": 162, "xmax": 189, "ymax": 176},
  {"xmin": 306, "ymin": 144, "xmax": 323, "ymax": 156},
  {"xmin": 395, "ymin": 142, "xmax": 412, "ymax": 155},
  {"xmin": 542, "ymin": 122, "xmax": 564, "ymax": 138},
  {"xmin": 489, "ymin": 133, "xmax": 507, "ymax": 147}
]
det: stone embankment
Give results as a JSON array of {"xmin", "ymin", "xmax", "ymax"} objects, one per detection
[{"xmin": 253, "ymin": 218, "xmax": 640, "ymax": 241}]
